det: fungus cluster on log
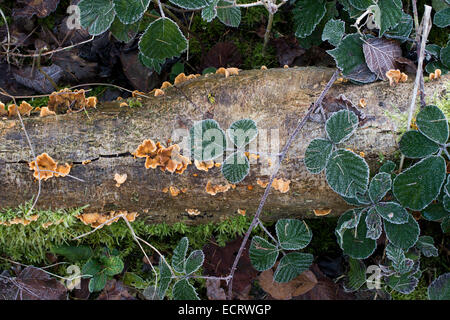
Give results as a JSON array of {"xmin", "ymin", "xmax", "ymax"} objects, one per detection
[
  {"xmin": 76, "ymin": 211, "xmax": 138, "ymax": 228},
  {"xmin": 28, "ymin": 153, "xmax": 71, "ymax": 181}
]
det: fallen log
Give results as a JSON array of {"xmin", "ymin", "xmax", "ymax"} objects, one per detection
[{"xmin": 0, "ymin": 67, "xmax": 448, "ymax": 224}]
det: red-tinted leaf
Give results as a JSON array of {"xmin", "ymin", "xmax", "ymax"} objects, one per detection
[{"xmin": 363, "ymin": 38, "xmax": 402, "ymax": 81}]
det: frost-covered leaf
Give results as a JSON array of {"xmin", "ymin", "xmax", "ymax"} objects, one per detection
[
  {"xmin": 327, "ymin": 34, "xmax": 366, "ymax": 77},
  {"xmin": 173, "ymin": 279, "xmax": 199, "ymax": 300},
  {"xmin": 169, "ymin": 0, "xmax": 211, "ymax": 10},
  {"xmin": 388, "ymin": 273, "xmax": 419, "ymax": 294},
  {"xmin": 202, "ymin": 0, "xmax": 218, "ymax": 22},
  {"xmin": 184, "ymin": 250, "xmax": 205, "ymax": 275},
  {"xmin": 365, "ymin": 207, "xmax": 382, "ymax": 240},
  {"xmin": 379, "ymin": 160, "xmax": 396, "ymax": 174},
  {"xmin": 325, "ymin": 110, "xmax": 359, "ymax": 144},
  {"xmin": 425, "ymin": 61, "xmax": 449, "ymax": 75},
  {"xmin": 399, "ymin": 130, "xmax": 440, "ymax": 159},
  {"xmin": 335, "ymin": 208, "xmax": 364, "ymax": 246},
  {"xmin": 345, "ymin": 258, "xmax": 367, "ymax": 291},
  {"xmin": 393, "ymin": 156, "xmax": 446, "ymax": 211},
  {"xmin": 362, "ymin": 38, "xmax": 402, "ymax": 81},
  {"xmin": 79, "ymin": 0, "xmax": 116, "ymax": 36},
  {"xmin": 190, "ymin": 119, "xmax": 226, "ymax": 161},
  {"xmin": 216, "ymin": 0, "xmax": 241, "ymax": 27},
  {"xmin": 111, "ymin": 18, "xmax": 140, "ymax": 43},
  {"xmin": 385, "ymin": 13, "xmax": 413, "ymax": 42},
  {"xmin": 422, "ymin": 202, "xmax": 448, "ymax": 221},
  {"xmin": 341, "ymin": 193, "xmax": 371, "ymax": 206},
  {"xmin": 385, "ymin": 243, "xmax": 413, "ymax": 274},
  {"xmin": 344, "ymin": 62, "xmax": 377, "ymax": 84},
  {"xmin": 139, "ymin": 18, "xmax": 188, "ymax": 61},
  {"xmin": 249, "ymin": 236, "xmax": 279, "ymax": 271},
  {"xmin": 444, "ymin": 175, "xmax": 450, "ymax": 196},
  {"xmin": 416, "ymin": 105, "xmax": 449, "ymax": 145},
  {"xmin": 378, "ymin": 0, "xmax": 403, "ymax": 36},
  {"xmin": 384, "ymin": 214, "xmax": 420, "ymax": 250},
  {"xmin": 157, "ymin": 258, "xmax": 172, "ymax": 299},
  {"xmin": 442, "ymin": 216, "xmax": 450, "ymax": 233},
  {"xmin": 349, "ymin": 0, "xmax": 374, "ymax": 9},
  {"xmin": 341, "ymin": 210, "xmax": 377, "ymax": 259},
  {"xmin": 325, "ymin": 149, "xmax": 369, "ymax": 198},
  {"xmin": 89, "ymin": 273, "xmax": 107, "ymax": 292},
  {"xmin": 113, "ymin": 0, "xmax": 150, "ymax": 24},
  {"xmin": 416, "ymin": 236, "xmax": 439, "ymax": 257},
  {"xmin": 428, "ymin": 273, "xmax": 450, "ymax": 300},
  {"xmin": 293, "ymin": 0, "xmax": 327, "ymax": 38},
  {"xmin": 172, "ymin": 237, "xmax": 189, "ymax": 273},
  {"xmin": 375, "ymin": 202, "xmax": 409, "ymax": 224},
  {"xmin": 228, "ymin": 119, "xmax": 258, "ymax": 148},
  {"xmin": 426, "ymin": 44, "xmax": 442, "ymax": 58},
  {"xmin": 275, "ymin": 219, "xmax": 312, "ymax": 250},
  {"xmin": 322, "ymin": 19, "xmax": 345, "ymax": 46},
  {"xmin": 441, "ymin": 45, "xmax": 450, "ymax": 68},
  {"xmin": 273, "ymin": 252, "xmax": 313, "ymax": 283},
  {"xmin": 368, "ymin": 172, "xmax": 392, "ymax": 203},
  {"xmin": 221, "ymin": 152, "xmax": 250, "ymax": 184},
  {"xmin": 445, "ymin": 194, "xmax": 450, "ymax": 211},
  {"xmin": 304, "ymin": 138, "xmax": 333, "ymax": 174},
  {"xmin": 434, "ymin": 8, "xmax": 450, "ymax": 27}
]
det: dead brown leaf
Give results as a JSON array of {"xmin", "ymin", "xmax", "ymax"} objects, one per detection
[{"xmin": 13, "ymin": 0, "xmax": 60, "ymax": 18}]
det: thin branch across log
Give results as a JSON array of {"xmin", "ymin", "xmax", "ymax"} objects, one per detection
[{"xmin": 0, "ymin": 67, "xmax": 448, "ymax": 223}]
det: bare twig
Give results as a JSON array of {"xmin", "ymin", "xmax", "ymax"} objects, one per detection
[
  {"xmin": 226, "ymin": 69, "xmax": 339, "ymax": 299},
  {"xmin": 0, "ymin": 8, "xmax": 11, "ymax": 64},
  {"xmin": 399, "ymin": 5, "xmax": 432, "ymax": 173}
]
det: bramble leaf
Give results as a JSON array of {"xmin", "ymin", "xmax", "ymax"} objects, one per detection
[
  {"xmin": 399, "ymin": 130, "xmax": 440, "ymax": 159},
  {"xmin": 416, "ymin": 105, "xmax": 449, "ymax": 145},
  {"xmin": 362, "ymin": 37, "xmax": 402, "ymax": 81},
  {"xmin": 416, "ymin": 236, "xmax": 439, "ymax": 257},
  {"xmin": 169, "ymin": 0, "xmax": 211, "ymax": 10},
  {"xmin": 79, "ymin": 0, "xmax": 116, "ymax": 36},
  {"xmin": 304, "ymin": 138, "xmax": 333, "ymax": 174},
  {"xmin": 384, "ymin": 214, "xmax": 420, "ymax": 250},
  {"xmin": 273, "ymin": 252, "xmax": 314, "ymax": 283},
  {"xmin": 172, "ymin": 237, "xmax": 189, "ymax": 273},
  {"xmin": 341, "ymin": 210, "xmax": 377, "ymax": 259},
  {"xmin": 190, "ymin": 119, "xmax": 226, "ymax": 161},
  {"xmin": 184, "ymin": 250, "xmax": 205, "ymax": 275},
  {"xmin": 173, "ymin": 279, "xmax": 199, "ymax": 300},
  {"xmin": 368, "ymin": 172, "xmax": 392, "ymax": 203},
  {"xmin": 216, "ymin": 0, "xmax": 241, "ymax": 27},
  {"xmin": 428, "ymin": 273, "xmax": 450, "ymax": 300},
  {"xmin": 221, "ymin": 152, "xmax": 250, "ymax": 184},
  {"xmin": 434, "ymin": 8, "xmax": 450, "ymax": 28},
  {"xmin": 375, "ymin": 202, "xmax": 409, "ymax": 224},
  {"xmin": 325, "ymin": 110, "xmax": 359, "ymax": 144},
  {"xmin": 322, "ymin": 19, "xmax": 345, "ymax": 46},
  {"xmin": 378, "ymin": 0, "xmax": 403, "ymax": 36},
  {"xmin": 293, "ymin": 0, "xmax": 327, "ymax": 38},
  {"xmin": 327, "ymin": 34, "xmax": 367, "ymax": 78},
  {"xmin": 275, "ymin": 219, "xmax": 312, "ymax": 250},
  {"xmin": 365, "ymin": 207, "xmax": 382, "ymax": 240},
  {"xmin": 113, "ymin": 0, "xmax": 150, "ymax": 24},
  {"xmin": 228, "ymin": 119, "xmax": 258, "ymax": 148},
  {"xmin": 249, "ymin": 236, "xmax": 279, "ymax": 271}
]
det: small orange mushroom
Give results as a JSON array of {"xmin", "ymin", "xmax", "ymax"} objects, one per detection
[
  {"xmin": 174, "ymin": 73, "xmax": 188, "ymax": 85},
  {"xmin": 358, "ymin": 98, "xmax": 367, "ymax": 108},
  {"xmin": 39, "ymin": 107, "xmax": 56, "ymax": 117},
  {"xmin": 18, "ymin": 101, "xmax": 33, "ymax": 116},
  {"xmin": 7, "ymin": 104, "xmax": 18, "ymax": 117},
  {"xmin": 313, "ymin": 209, "xmax": 332, "ymax": 216},
  {"xmin": 260, "ymin": 65, "xmax": 267, "ymax": 70},
  {"xmin": 154, "ymin": 89, "xmax": 165, "ymax": 97},
  {"xmin": 186, "ymin": 208, "xmax": 201, "ymax": 216},
  {"xmin": 0, "ymin": 102, "xmax": 7, "ymax": 116},
  {"xmin": 237, "ymin": 209, "xmax": 246, "ymax": 216},
  {"xmin": 119, "ymin": 102, "xmax": 129, "ymax": 107},
  {"xmin": 169, "ymin": 186, "xmax": 181, "ymax": 197},
  {"xmin": 227, "ymin": 68, "xmax": 239, "ymax": 76},
  {"xmin": 86, "ymin": 96, "xmax": 98, "ymax": 108},
  {"xmin": 114, "ymin": 173, "xmax": 127, "ymax": 187},
  {"xmin": 256, "ymin": 179, "xmax": 269, "ymax": 188},
  {"xmin": 216, "ymin": 67, "xmax": 229, "ymax": 77},
  {"xmin": 161, "ymin": 81, "xmax": 172, "ymax": 89}
]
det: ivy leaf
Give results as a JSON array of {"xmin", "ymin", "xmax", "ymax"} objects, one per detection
[
  {"xmin": 221, "ymin": 152, "xmax": 250, "ymax": 184},
  {"xmin": 327, "ymin": 34, "xmax": 367, "ymax": 77},
  {"xmin": 88, "ymin": 272, "xmax": 108, "ymax": 292},
  {"xmin": 157, "ymin": 258, "xmax": 172, "ymax": 299},
  {"xmin": 422, "ymin": 202, "xmax": 448, "ymax": 221},
  {"xmin": 384, "ymin": 214, "xmax": 420, "ymax": 250},
  {"xmin": 110, "ymin": 18, "xmax": 140, "ymax": 43},
  {"xmin": 139, "ymin": 18, "xmax": 188, "ymax": 61},
  {"xmin": 377, "ymin": 0, "xmax": 403, "ymax": 36},
  {"xmin": 385, "ymin": 13, "xmax": 413, "ymax": 42},
  {"xmin": 293, "ymin": 0, "xmax": 327, "ymax": 38},
  {"xmin": 325, "ymin": 110, "xmax": 359, "ymax": 144},
  {"xmin": 379, "ymin": 160, "xmax": 396, "ymax": 173},
  {"xmin": 345, "ymin": 258, "xmax": 367, "ymax": 291},
  {"xmin": 228, "ymin": 119, "xmax": 258, "ymax": 148},
  {"xmin": 172, "ymin": 237, "xmax": 189, "ymax": 273},
  {"xmin": 273, "ymin": 252, "xmax": 314, "ymax": 283},
  {"xmin": 169, "ymin": 0, "xmax": 211, "ymax": 10},
  {"xmin": 388, "ymin": 273, "xmax": 419, "ymax": 294},
  {"xmin": 416, "ymin": 236, "xmax": 439, "ymax": 257},
  {"xmin": 139, "ymin": 53, "xmax": 164, "ymax": 73},
  {"xmin": 322, "ymin": 19, "xmax": 345, "ymax": 46},
  {"xmin": 249, "ymin": 236, "xmax": 279, "ymax": 271},
  {"xmin": 304, "ymin": 138, "xmax": 333, "ymax": 174},
  {"xmin": 362, "ymin": 38, "xmax": 402, "ymax": 81},
  {"xmin": 434, "ymin": 8, "xmax": 450, "ymax": 27},
  {"xmin": 216, "ymin": 0, "xmax": 241, "ymax": 27},
  {"xmin": 325, "ymin": 149, "xmax": 369, "ymax": 198},
  {"xmin": 385, "ymin": 243, "xmax": 413, "ymax": 274},
  {"xmin": 368, "ymin": 172, "xmax": 392, "ymax": 203},
  {"xmin": 393, "ymin": 155, "xmax": 446, "ymax": 211},
  {"xmin": 112, "ymin": 0, "xmax": 150, "ymax": 24},
  {"xmin": 172, "ymin": 279, "xmax": 199, "ymax": 300},
  {"xmin": 190, "ymin": 119, "xmax": 226, "ymax": 161},
  {"xmin": 375, "ymin": 202, "xmax": 409, "ymax": 224},
  {"xmin": 104, "ymin": 256, "xmax": 124, "ymax": 276},
  {"xmin": 184, "ymin": 250, "xmax": 205, "ymax": 275},
  {"xmin": 399, "ymin": 130, "xmax": 440, "ymax": 159},
  {"xmin": 79, "ymin": 0, "xmax": 116, "ymax": 36},
  {"xmin": 202, "ymin": 0, "xmax": 218, "ymax": 22},
  {"xmin": 416, "ymin": 105, "xmax": 449, "ymax": 145},
  {"xmin": 365, "ymin": 207, "xmax": 383, "ymax": 240},
  {"xmin": 341, "ymin": 210, "xmax": 377, "ymax": 259},
  {"xmin": 428, "ymin": 273, "xmax": 450, "ymax": 300},
  {"xmin": 275, "ymin": 219, "xmax": 312, "ymax": 250},
  {"xmin": 349, "ymin": 0, "xmax": 374, "ymax": 9}
]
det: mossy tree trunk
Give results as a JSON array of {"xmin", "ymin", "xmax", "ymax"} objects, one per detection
[{"xmin": 0, "ymin": 67, "xmax": 448, "ymax": 224}]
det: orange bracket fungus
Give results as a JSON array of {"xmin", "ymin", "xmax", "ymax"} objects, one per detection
[
  {"xmin": 29, "ymin": 153, "xmax": 71, "ymax": 180},
  {"xmin": 186, "ymin": 208, "xmax": 201, "ymax": 216},
  {"xmin": 272, "ymin": 178, "xmax": 291, "ymax": 193},
  {"xmin": 205, "ymin": 181, "xmax": 233, "ymax": 195},
  {"xmin": 160, "ymin": 81, "xmax": 172, "ymax": 89},
  {"xmin": 194, "ymin": 160, "xmax": 215, "ymax": 172},
  {"xmin": 76, "ymin": 211, "xmax": 138, "ymax": 228},
  {"xmin": 39, "ymin": 107, "xmax": 56, "ymax": 117},
  {"xmin": 154, "ymin": 89, "xmax": 165, "ymax": 97},
  {"xmin": 313, "ymin": 209, "xmax": 332, "ymax": 217},
  {"xmin": 114, "ymin": 173, "xmax": 128, "ymax": 187},
  {"xmin": 257, "ymin": 179, "xmax": 269, "ymax": 188},
  {"xmin": 215, "ymin": 67, "xmax": 240, "ymax": 78}
]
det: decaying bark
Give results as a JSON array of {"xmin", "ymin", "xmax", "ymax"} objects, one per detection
[{"xmin": 0, "ymin": 67, "xmax": 448, "ymax": 224}]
